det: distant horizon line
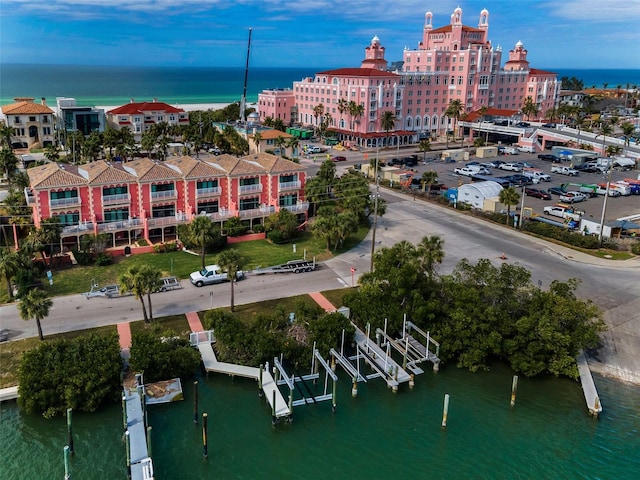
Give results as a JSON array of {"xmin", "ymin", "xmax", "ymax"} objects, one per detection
[{"xmin": 1, "ymin": 63, "xmax": 639, "ymax": 72}]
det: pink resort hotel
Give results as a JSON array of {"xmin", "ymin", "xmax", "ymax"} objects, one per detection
[{"xmin": 258, "ymin": 7, "xmax": 558, "ymax": 148}]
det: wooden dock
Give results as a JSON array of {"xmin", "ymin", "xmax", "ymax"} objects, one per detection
[
  {"xmin": 124, "ymin": 389, "xmax": 154, "ymax": 479},
  {"xmin": 577, "ymin": 350, "xmax": 602, "ymax": 416}
]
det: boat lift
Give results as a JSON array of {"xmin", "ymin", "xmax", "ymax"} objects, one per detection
[{"xmin": 273, "ymin": 343, "xmax": 339, "ymax": 415}]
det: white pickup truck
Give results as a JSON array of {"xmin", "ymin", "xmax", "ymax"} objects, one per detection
[
  {"xmin": 551, "ymin": 165, "xmax": 579, "ymax": 176},
  {"xmin": 190, "ymin": 265, "xmax": 244, "ymax": 287},
  {"xmin": 522, "ymin": 169, "xmax": 551, "ymax": 182},
  {"xmin": 543, "ymin": 205, "xmax": 582, "ymax": 222}
]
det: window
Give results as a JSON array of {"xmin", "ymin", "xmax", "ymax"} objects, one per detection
[
  {"xmin": 151, "ymin": 183, "xmax": 175, "ymax": 192},
  {"xmin": 239, "ymin": 177, "xmax": 259, "ymax": 186},
  {"xmin": 197, "ymin": 180, "xmax": 218, "ymax": 189},
  {"xmin": 14, "ymin": 116, "xmax": 21, "ymax": 124},
  {"xmin": 50, "ymin": 190, "xmax": 78, "ymax": 200},
  {"xmin": 103, "ymin": 186, "xmax": 128, "ymax": 196},
  {"xmin": 279, "ymin": 174, "xmax": 296, "ymax": 183},
  {"xmin": 56, "ymin": 212, "xmax": 80, "ymax": 226},
  {"xmin": 197, "ymin": 201, "xmax": 219, "ymax": 214},
  {"xmin": 239, "ymin": 197, "xmax": 260, "ymax": 211},
  {"xmin": 152, "ymin": 205, "xmax": 175, "ymax": 218},
  {"xmin": 43, "ymin": 127, "xmax": 51, "ymax": 135},
  {"xmin": 279, "ymin": 194, "xmax": 298, "ymax": 207},
  {"xmin": 104, "ymin": 208, "xmax": 129, "ymax": 222},
  {"xmin": 29, "ymin": 116, "xmax": 36, "ymax": 122}
]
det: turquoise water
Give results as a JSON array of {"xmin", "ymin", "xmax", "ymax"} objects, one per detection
[
  {"xmin": 2, "ymin": 364, "xmax": 639, "ymax": 479},
  {"xmin": 1, "ymin": 65, "xmax": 639, "ymax": 107}
]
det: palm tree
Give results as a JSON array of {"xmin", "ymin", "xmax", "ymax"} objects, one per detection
[
  {"xmin": 418, "ymin": 139, "xmax": 431, "ymax": 162},
  {"xmin": 18, "ymin": 288, "xmax": 53, "ymax": 341},
  {"xmin": 0, "ymin": 247, "xmax": 20, "ymax": 301},
  {"xmin": 420, "ymin": 171, "xmax": 438, "ymax": 194},
  {"xmin": 598, "ymin": 122, "xmax": 614, "ymax": 157},
  {"xmin": 380, "ymin": 111, "xmax": 396, "ymax": 149},
  {"xmin": 478, "ymin": 105, "xmax": 489, "ymax": 144},
  {"xmin": 217, "ymin": 249, "xmax": 244, "ymax": 312},
  {"xmin": 189, "ymin": 216, "xmax": 217, "ymax": 269},
  {"xmin": 252, "ymin": 131, "xmax": 263, "ymax": 153},
  {"xmin": 274, "ymin": 135, "xmax": 286, "ymax": 156},
  {"xmin": 621, "ymin": 122, "xmax": 635, "ymax": 147},
  {"xmin": 287, "ymin": 136, "xmax": 299, "ymax": 157},
  {"xmin": 417, "ymin": 235, "xmax": 444, "ymax": 280},
  {"xmin": 0, "ymin": 149, "xmax": 18, "ymax": 184},
  {"xmin": 118, "ymin": 265, "xmax": 160, "ymax": 323},
  {"xmin": 521, "ymin": 96, "xmax": 539, "ymax": 120},
  {"xmin": 0, "ymin": 124, "xmax": 15, "ymax": 150},
  {"xmin": 445, "ymin": 99, "xmax": 464, "ymax": 145},
  {"xmin": 313, "ymin": 104, "xmax": 325, "ymax": 134},
  {"xmin": 499, "ymin": 187, "xmax": 521, "ymax": 226},
  {"xmin": 338, "ymin": 98, "xmax": 348, "ymax": 126}
]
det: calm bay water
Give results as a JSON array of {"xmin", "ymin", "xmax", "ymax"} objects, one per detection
[
  {"xmin": 2, "ymin": 364, "xmax": 639, "ymax": 479},
  {"xmin": 1, "ymin": 65, "xmax": 639, "ymax": 108}
]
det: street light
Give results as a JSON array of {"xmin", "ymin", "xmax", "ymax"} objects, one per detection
[
  {"xmin": 598, "ymin": 166, "xmax": 612, "ymax": 245},
  {"xmin": 518, "ymin": 185, "xmax": 526, "ymax": 229}
]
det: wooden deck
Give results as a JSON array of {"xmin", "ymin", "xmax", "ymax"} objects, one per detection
[
  {"xmin": 577, "ymin": 350, "xmax": 603, "ymax": 416},
  {"xmin": 124, "ymin": 389, "xmax": 153, "ymax": 478}
]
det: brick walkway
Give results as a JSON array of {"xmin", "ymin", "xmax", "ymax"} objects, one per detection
[
  {"xmin": 186, "ymin": 311, "xmax": 204, "ymax": 332},
  {"xmin": 308, "ymin": 292, "xmax": 336, "ymax": 312}
]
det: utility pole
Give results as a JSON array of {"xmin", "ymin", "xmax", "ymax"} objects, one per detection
[
  {"xmin": 598, "ymin": 166, "xmax": 612, "ymax": 245},
  {"xmin": 369, "ymin": 147, "xmax": 380, "ymax": 272}
]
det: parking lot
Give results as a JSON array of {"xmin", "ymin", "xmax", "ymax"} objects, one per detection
[{"xmin": 300, "ymin": 141, "xmax": 639, "ymax": 223}]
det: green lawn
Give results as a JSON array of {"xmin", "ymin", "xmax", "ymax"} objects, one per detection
[{"xmin": 1, "ymin": 226, "xmax": 370, "ymax": 301}]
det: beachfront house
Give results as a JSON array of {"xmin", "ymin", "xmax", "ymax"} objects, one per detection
[
  {"xmin": 25, "ymin": 153, "xmax": 308, "ymax": 249},
  {"xmin": 1, "ymin": 97, "xmax": 55, "ymax": 149},
  {"xmin": 105, "ymin": 99, "xmax": 190, "ymax": 141}
]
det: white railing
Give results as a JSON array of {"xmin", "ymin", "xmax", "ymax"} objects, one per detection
[
  {"xmin": 278, "ymin": 180, "xmax": 301, "ymax": 191},
  {"xmin": 280, "ymin": 202, "xmax": 309, "ymax": 213},
  {"xmin": 197, "ymin": 186, "xmax": 221, "ymax": 196},
  {"xmin": 97, "ymin": 218, "xmax": 142, "ymax": 232},
  {"xmin": 102, "ymin": 193, "xmax": 130, "ymax": 205},
  {"xmin": 147, "ymin": 215, "xmax": 189, "ymax": 228},
  {"xmin": 239, "ymin": 184, "xmax": 262, "ymax": 194},
  {"xmin": 200, "ymin": 209, "xmax": 237, "ymax": 221},
  {"xmin": 62, "ymin": 222, "xmax": 94, "ymax": 235},
  {"xmin": 151, "ymin": 190, "xmax": 176, "ymax": 200},
  {"xmin": 50, "ymin": 196, "xmax": 80, "ymax": 207},
  {"xmin": 239, "ymin": 205, "xmax": 276, "ymax": 218}
]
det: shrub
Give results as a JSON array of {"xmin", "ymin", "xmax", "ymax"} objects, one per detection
[
  {"xmin": 71, "ymin": 248, "xmax": 93, "ymax": 266},
  {"xmin": 631, "ymin": 242, "xmax": 640, "ymax": 255},
  {"xmin": 18, "ymin": 333, "xmax": 122, "ymax": 417},
  {"xmin": 137, "ymin": 239, "xmax": 149, "ymax": 246},
  {"xmin": 129, "ymin": 331, "xmax": 201, "ymax": 383},
  {"xmin": 252, "ymin": 223, "xmax": 266, "ymax": 233},
  {"xmin": 95, "ymin": 253, "xmax": 112, "ymax": 266},
  {"xmin": 267, "ymin": 230, "xmax": 286, "ymax": 244}
]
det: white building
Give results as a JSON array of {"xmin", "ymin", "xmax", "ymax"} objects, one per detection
[{"xmin": 457, "ymin": 180, "xmax": 503, "ymax": 209}]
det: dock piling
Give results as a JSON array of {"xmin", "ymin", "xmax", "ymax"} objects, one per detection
[
  {"xmin": 193, "ymin": 381, "xmax": 199, "ymax": 424},
  {"xmin": 258, "ymin": 364, "xmax": 264, "ymax": 397},
  {"xmin": 66, "ymin": 408, "xmax": 74, "ymax": 455},
  {"xmin": 409, "ymin": 374, "xmax": 415, "ymax": 389},
  {"xmin": 202, "ymin": 413, "xmax": 208, "ymax": 459},
  {"xmin": 63, "ymin": 445, "xmax": 71, "ymax": 480},
  {"xmin": 441, "ymin": 393, "xmax": 450, "ymax": 428},
  {"xmin": 125, "ymin": 431, "xmax": 131, "ymax": 467},
  {"xmin": 146, "ymin": 426, "xmax": 152, "ymax": 458},
  {"xmin": 272, "ymin": 390, "xmax": 277, "ymax": 426},
  {"xmin": 332, "ymin": 378, "xmax": 337, "ymax": 413},
  {"xmin": 351, "ymin": 378, "xmax": 358, "ymax": 397},
  {"xmin": 510, "ymin": 375, "xmax": 518, "ymax": 407}
]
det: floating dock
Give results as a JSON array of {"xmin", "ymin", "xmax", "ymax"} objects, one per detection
[
  {"xmin": 124, "ymin": 384, "xmax": 154, "ymax": 480},
  {"xmin": 577, "ymin": 350, "xmax": 602, "ymax": 416}
]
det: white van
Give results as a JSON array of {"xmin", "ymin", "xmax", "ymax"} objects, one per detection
[
  {"xmin": 502, "ymin": 146, "xmax": 519, "ymax": 155},
  {"xmin": 517, "ymin": 145, "xmax": 536, "ymax": 153}
]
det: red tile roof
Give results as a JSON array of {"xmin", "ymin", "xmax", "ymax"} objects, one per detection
[
  {"xmin": 429, "ymin": 25, "xmax": 484, "ymax": 34},
  {"xmin": 2, "ymin": 98, "xmax": 54, "ymax": 115},
  {"xmin": 107, "ymin": 101, "xmax": 185, "ymax": 115},
  {"xmin": 529, "ymin": 68, "xmax": 557, "ymax": 76}
]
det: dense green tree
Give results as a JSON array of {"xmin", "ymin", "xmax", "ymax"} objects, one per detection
[
  {"xmin": 0, "ymin": 124, "xmax": 15, "ymax": 150},
  {"xmin": 308, "ymin": 312, "xmax": 355, "ymax": 357},
  {"xmin": 24, "ymin": 217, "xmax": 62, "ymax": 270},
  {"xmin": 0, "ymin": 149, "xmax": 18, "ymax": 184},
  {"xmin": 521, "ymin": 96, "xmax": 539, "ymax": 120},
  {"xmin": 420, "ymin": 171, "xmax": 438, "ymax": 193},
  {"xmin": 0, "ymin": 247, "xmax": 21, "ymax": 300},
  {"xmin": 43, "ymin": 144, "xmax": 60, "ymax": 163},
  {"xmin": 17, "ymin": 288, "xmax": 53, "ymax": 341},
  {"xmin": 129, "ymin": 331, "xmax": 201, "ymax": 383},
  {"xmin": 217, "ymin": 249, "xmax": 245, "ymax": 312},
  {"xmin": 264, "ymin": 209, "xmax": 299, "ymax": 244},
  {"xmin": 18, "ymin": 333, "xmax": 122, "ymax": 417}
]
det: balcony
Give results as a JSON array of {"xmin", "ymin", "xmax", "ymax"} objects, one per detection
[
  {"xmin": 102, "ymin": 193, "xmax": 131, "ymax": 206},
  {"xmin": 24, "ymin": 187, "xmax": 34, "ymax": 205},
  {"xmin": 151, "ymin": 190, "xmax": 176, "ymax": 200},
  {"xmin": 280, "ymin": 202, "xmax": 309, "ymax": 213},
  {"xmin": 198, "ymin": 209, "xmax": 236, "ymax": 222},
  {"xmin": 50, "ymin": 196, "xmax": 80, "ymax": 208},
  {"xmin": 278, "ymin": 180, "xmax": 301, "ymax": 192},
  {"xmin": 97, "ymin": 218, "xmax": 142, "ymax": 232},
  {"xmin": 147, "ymin": 215, "xmax": 189, "ymax": 229},
  {"xmin": 239, "ymin": 205, "xmax": 276, "ymax": 219},
  {"xmin": 196, "ymin": 186, "xmax": 222, "ymax": 197},
  {"xmin": 239, "ymin": 184, "xmax": 262, "ymax": 194},
  {"xmin": 62, "ymin": 222, "xmax": 94, "ymax": 235}
]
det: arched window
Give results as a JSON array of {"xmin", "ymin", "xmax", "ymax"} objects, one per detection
[{"xmin": 406, "ymin": 117, "xmax": 413, "ymax": 129}]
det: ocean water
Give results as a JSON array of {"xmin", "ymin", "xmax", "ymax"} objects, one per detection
[
  {"xmin": 2, "ymin": 365, "xmax": 639, "ymax": 479},
  {"xmin": 1, "ymin": 65, "xmax": 639, "ymax": 108}
]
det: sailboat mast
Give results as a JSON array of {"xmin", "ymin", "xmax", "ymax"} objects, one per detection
[{"xmin": 240, "ymin": 27, "xmax": 252, "ymax": 123}]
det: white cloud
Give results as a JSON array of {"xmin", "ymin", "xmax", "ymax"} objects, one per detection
[{"xmin": 542, "ymin": 0, "xmax": 640, "ymax": 22}]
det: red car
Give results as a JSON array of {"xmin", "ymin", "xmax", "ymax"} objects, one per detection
[{"xmin": 331, "ymin": 156, "xmax": 347, "ymax": 162}]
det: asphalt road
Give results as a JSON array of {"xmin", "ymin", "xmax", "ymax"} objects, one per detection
[{"xmin": 2, "ymin": 170, "xmax": 640, "ymax": 383}]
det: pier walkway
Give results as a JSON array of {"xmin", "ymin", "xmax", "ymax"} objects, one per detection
[
  {"xmin": 0, "ymin": 385, "xmax": 18, "ymax": 402},
  {"xmin": 124, "ymin": 387, "xmax": 154, "ymax": 480},
  {"xmin": 186, "ymin": 312, "xmax": 291, "ymax": 419},
  {"xmin": 577, "ymin": 350, "xmax": 603, "ymax": 416}
]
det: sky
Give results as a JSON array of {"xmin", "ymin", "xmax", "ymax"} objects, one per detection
[{"xmin": 1, "ymin": 0, "xmax": 639, "ymax": 70}]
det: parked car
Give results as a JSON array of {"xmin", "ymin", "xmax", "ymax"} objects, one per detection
[
  {"xmin": 525, "ymin": 188, "xmax": 552, "ymax": 200},
  {"xmin": 538, "ymin": 153, "xmax": 560, "ymax": 162},
  {"xmin": 454, "ymin": 167, "xmax": 479, "ymax": 177},
  {"xmin": 508, "ymin": 174, "xmax": 533, "ymax": 186},
  {"xmin": 190, "ymin": 265, "xmax": 244, "ymax": 287},
  {"xmin": 331, "ymin": 156, "xmax": 347, "ymax": 162},
  {"xmin": 595, "ymin": 186, "xmax": 621, "ymax": 197},
  {"xmin": 542, "ymin": 123, "xmax": 557, "ymax": 128},
  {"xmin": 307, "ymin": 146, "xmax": 324, "ymax": 154},
  {"xmin": 498, "ymin": 163, "xmax": 522, "ymax": 172},
  {"xmin": 488, "ymin": 160, "xmax": 505, "ymax": 168},
  {"xmin": 548, "ymin": 186, "xmax": 568, "ymax": 196},
  {"xmin": 502, "ymin": 147, "xmax": 519, "ymax": 155},
  {"xmin": 559, "ymin": 192, "xmax": 587, "ymax": 203},
  {"xmin": 551, "ymin": 165, "xmax": 579, "ymax": 176},
  {"xmin": 515, "ymin": 122, "xmax": 531, "ymax": 128}
]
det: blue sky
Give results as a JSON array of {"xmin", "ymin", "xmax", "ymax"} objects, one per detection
[{"xmin": 2, "ymin": 0, "xmax": 639, "ymax": 70}]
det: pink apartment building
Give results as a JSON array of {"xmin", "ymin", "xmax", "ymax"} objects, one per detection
[
  {"xmin": 26, "ymin": 154, "xmax": 307, "ymax": 248},
  {"xmin": 258, "ymin": 7, "xmax": 558, "ymax": 148}
]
